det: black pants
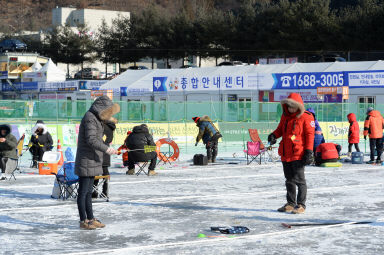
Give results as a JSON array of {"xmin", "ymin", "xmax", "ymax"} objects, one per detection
[
  {"xmin": 128, "ymin": 154, "xmax": 157, "ymax": 171},
  {"xmin": 29, "ymin": 145, "xmax": 46, "ymax": 161},
  {"xmin": 77, "ymin": 176, "xmax": 95, "ymax": 222},
  {"xmin": 0, "ymin": 157, "xmax": 7, "ymax": 173},
  {"xmin": 206, "ymin": 140, "xmax": 218, "ymax": 161},
  {"xmin": 94, "ymin": 166, "xmax": 109, "ymax": 195},
  {"xmin": 348, "ymin": 143, "xmax": 360, "ymax": 153},
  {"xmin": 369, "ymin": 138, "xmax": 383, "ymax": 161},
  {"xmin": 282, "ymin": 161, "xmax": 307, "ymax": 208}
]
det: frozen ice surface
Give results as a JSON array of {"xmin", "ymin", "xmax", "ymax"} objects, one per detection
[{"xmin": 1, "ymin": 151, "xmax": 384, "ymax": 254}]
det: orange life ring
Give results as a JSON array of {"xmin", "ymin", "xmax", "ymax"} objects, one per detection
[{"xmin": 156, "ymin": 138, "xmax": 180, "ymax": 162}]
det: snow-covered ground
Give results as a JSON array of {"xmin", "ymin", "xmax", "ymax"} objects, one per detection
[{"xmin": 1, "ymin": 150, "xmax": 384, "ymax": 254}]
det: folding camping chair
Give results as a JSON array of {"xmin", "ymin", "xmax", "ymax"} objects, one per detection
[
  {"xmin": 136, "ymin": 161, "xmax": 150, "ymax": 176},
  {"xmin": 244, "ymin": 141, "xmax": 263, "ymax": 165},
  {"xmin": 248, "ymin": 129, "xmax": 279, "ymax": 163},
  {"xmin": 93, "ymin": 175, "xmax": 110, "ymax": 202},
  {"xmin": 15, "ymin": 134, "xmax": 26, "ymax": 171},
  {"xmin": 247, "ymin": 129, "xmax": 267, "ymax": 162},
  {"xmin": 1, "ymin": 157, "xmax": 18, "ymax": 180},
  {"xmin": 54, "ymin": 161, "xmax": 79, "ymax": 200}
]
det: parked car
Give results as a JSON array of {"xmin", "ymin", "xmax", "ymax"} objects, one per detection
[
  {"xmin": 180, "ymin": 64, "xmax": 198, "ymax": 68},
  {"xmin": 307, "ymin": 54, "xmax": 346, "ymax": 63},
  {"xmin": 217, "ymin": 61, "xmax": 244, "ymax": 66},
  {"xmin": 127, "ymin": 65, "xmax": 148, "ymax": 70},
  {"xmin": 99, "ymin": 72, "xmax": 117, "ymax": 79},
  {"xmin": 0, "ymin": 39, "xmax": 27, "ymax": 52},
  {"xmin": 74, "ymin": 68, "xmax": 100, "ymax": 79}
]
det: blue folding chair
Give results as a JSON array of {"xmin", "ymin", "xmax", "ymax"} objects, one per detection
[
  {"xmin": 53, "ymin": 148, "xmax": 79, "ymax": 200},
  {"xmin": 54, "ymin": 161, "xmax": 79, "ymax": 200}
]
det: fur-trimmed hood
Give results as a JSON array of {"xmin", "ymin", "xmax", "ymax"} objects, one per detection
[
  {"xmin": 200, "ymin": 115, "xmax": 212, "ymax": 122},
  {"xmin": 31, "ymin": 123, "xmax": 48, "ymax": 135},
  {"xmin": 281, "ymin": 93, "xmax": 305, "ymax": 118},
  {"xmin": 89, "ymin": 96, "xmax": 120, "ymax": 123}
]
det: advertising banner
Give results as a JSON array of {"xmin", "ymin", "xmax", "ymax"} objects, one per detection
[
  {"xmin": 346, "ymin": 70, "xmax": 384, "ymax": 88},
  {"xmin": 0, "ymin": 71, "xmax": 8, "ymax": 79},
  {"xmin": 272, "ymin": 72, "xmax": 345, "ymax": 90}
]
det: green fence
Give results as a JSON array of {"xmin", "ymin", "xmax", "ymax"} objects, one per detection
[{"xmin": 0, "ymin": 100, "xmax": 378, "ymax": 123}]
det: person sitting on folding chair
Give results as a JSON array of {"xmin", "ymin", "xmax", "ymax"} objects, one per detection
[
  {"xmin": 28, "ymin": 120, "xmax": 53, "ymax": 168},
  {"xmin": 126, "ymin": 124, "xmax": 157, "ymax": 176},
  {"xmin": 0, "ymin": 124, "xmax": 18, "ymax": 180},
  {"xmin": 93, "ymin": 119, "xmax": 116, "ymax": 198},
  {"xmin": 193, "ymin": 115, "xmax": 222, "ymax": 163},
  {"xmin": 314, "ymin": 143, "xmax": 341, "ymax": 166}
]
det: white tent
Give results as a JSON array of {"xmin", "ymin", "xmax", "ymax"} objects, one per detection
[
  {"xmin": 34, "ymin": 59, "xmax": 66, "ymax": 82},
  {"xmin": 101, "ymin": 61, "xmax": 384, "ymax": 93},
  {"xmin": 100, "ymin": 61, "xmax": 384, "ymax": 103}
]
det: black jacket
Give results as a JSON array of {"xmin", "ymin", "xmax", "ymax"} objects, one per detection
[
  {"xmin": 75, "ymin": 96, "xmax": 120, "ymax": 177},
  {"xmin": 102, "ymin": 121, "xmax": 116, "ymax": 167},
  {"xmin": 29, "ymin": 123, "xmax": 53, "ymax": 152},
  {"xmin": 126, "ymin": 125, "xmax": 156, "ymax": 162},
  {"xmin": 0, "ymin": 124, "xmax": 18, "ymax": 158}
]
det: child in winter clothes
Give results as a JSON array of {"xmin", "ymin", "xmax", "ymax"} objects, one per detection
[
  {"xmin": 117, "ymin": 131, "xmax": 132, "ymax": 170},
  {"xmin": 268, "ymin": 93, "xmax": 315, "ymax": 214},
  {"xmin": 347, "ymin": 113, "xmax": 360, "ymax": 157}
]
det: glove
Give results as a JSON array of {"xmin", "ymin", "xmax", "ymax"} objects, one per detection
[
  {"xmin": 302, "ymin": 149, "xmax": 314, "ymax": 165},
  {"xmin": 106, "ymin": 147, "xmax": 118, "ymax": 155},
  {"xmin": 195, "ymin": 142, "xmax": 198, "ymax": 146},
  {"xmin": 267, "ymin": 133, "xmax": 276, "ymax": 145},
  {"xmin": 364, "ymin": 135, "xmax": 367, "ymax": 140}
]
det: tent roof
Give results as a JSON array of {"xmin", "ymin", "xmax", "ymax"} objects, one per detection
[
  {"xmin": 100, "ymin": 61, "xmax": 384, "ymax": 91},
  {"xmin": 39, "ymin": 59, "xmax": 65, "ymax": 75}
]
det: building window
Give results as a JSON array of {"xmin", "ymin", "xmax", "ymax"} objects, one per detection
[{"xmin": 358, "ymin": 96, "xmax": 375, "ymax": 104}]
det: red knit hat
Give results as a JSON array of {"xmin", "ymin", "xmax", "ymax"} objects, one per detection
[{"xmin": 192, "ymin": 117, "xmax": 200, "ymax": 123}]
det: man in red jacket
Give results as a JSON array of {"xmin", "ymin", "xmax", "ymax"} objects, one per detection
[
  {"xmin": 315, "ymin": 143, "xmax": 341, "ymax": 166},
  {"xmin": 268, "ymin": 93, "xmax": 315, "ymax": 214},
  {"xmin": 363, "ymin": 107, "xmax": 384, "ymax": 164}
]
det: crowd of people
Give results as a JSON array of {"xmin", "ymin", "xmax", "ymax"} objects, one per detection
[{"xmin": 1, "ymin": 93, "xmax": 384, "ymax": 229}]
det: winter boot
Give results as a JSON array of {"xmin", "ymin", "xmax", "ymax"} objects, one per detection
[
  {"xmin": 292, "ymin": 204, "xmax": 305, "ymax": 214},
  {"xmin": 90, "ymin": 218, "xmax": 105, "ymax": 228},
  {"xmin": 92, "ymin": 192, "xmax": 98, "ymax": 198},
  {"xmin": 126, "ymin": 169, "xmax": 135, "ymax": 175},
  {"xmin": 376, "ymin": 159, "xmax": 382, "ymax": 164},
  {"xmin": 211, "ymin": 157, "xmax": 216, "ymax": 163},
  {"xmin": 367, "ymin": 160, "xmax": 375, "ymax": 164},
  {"xmin": 277, "ymin": 203, "xmax": 295, "ymax": 213},
  {"xmin": 207, "ymin": 159, "xmax": 212, "ymax": 163},
  {"xmin": 148, "ymin": 170, "xmax": 157, "ymax": 176},
  {"xmin": 80, "ymin": 220, "xmax": 97, "ymax": 230},
  {"xmin": 32, "ymin": 160, "xmax": 38, "ymax": 168},
  {"xmin": 347, "ymin": 152, "xmax": 352, "ymax": 158}
]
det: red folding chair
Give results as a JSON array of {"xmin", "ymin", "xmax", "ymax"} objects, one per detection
[{"xmin": 244, "ymin": 141, "xmax": 262, "ymax": 165}]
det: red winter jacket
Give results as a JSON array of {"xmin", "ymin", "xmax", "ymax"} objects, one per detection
[
  {"xmin": 272, "ymin": 93, "xmax": 315, "ymax": 162},
  {"xmin": 315, "ymin": 143, "xmax": 339, "ymax": 160},
  {"xmin": 363, "ymin": 110, "xmax": 384, "ymax": 139},
  {"xmin": 347, "ymin": 113, "xmax": 360, "ymax": 144}
]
